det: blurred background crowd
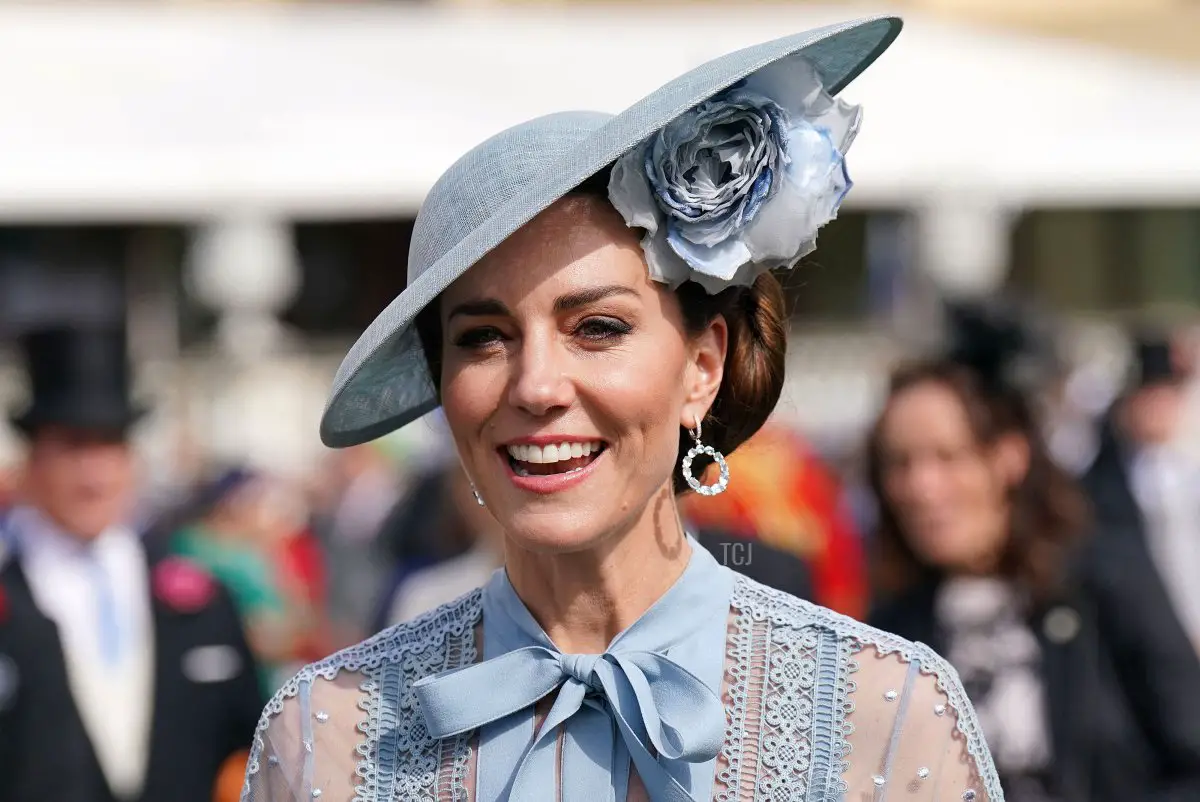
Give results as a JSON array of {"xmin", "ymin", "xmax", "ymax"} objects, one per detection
[{"xmin": 0, "ymin": 1, "xmax": 1198, "ymax": 801}]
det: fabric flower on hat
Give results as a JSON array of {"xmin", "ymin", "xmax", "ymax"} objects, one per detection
[{"xmin": 608, "ymin": 57, "xmax": 860, "ymax": 294}]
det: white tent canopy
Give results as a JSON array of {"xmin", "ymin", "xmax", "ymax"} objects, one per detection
[{"xmin": 0, "ymin": 3, "xmax": 1197, "ymax": 221}]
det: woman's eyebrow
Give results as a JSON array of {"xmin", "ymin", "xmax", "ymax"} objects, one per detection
[
  {"xmin": 447, "ymin": 298, "xmax": 510, "ymax": 321},
  {"xmin": 447, "ymin": 286, "xmax": 636, "ymax": 320},
  {"xmin": 553, "ymin": 285, "xmax": 638, "ymax": 313}
]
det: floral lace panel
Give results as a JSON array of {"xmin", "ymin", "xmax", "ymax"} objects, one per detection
[
  {"xmin": 245, "ymin": 578, "xmax": 1001, "ymax": 802},
  {"xmin": 241, "ymin": 591, "xmax": 482, "ymax": 802},
  {"xmin": 716, "ymin": 578, "xmax": 856, "ymax": 801},
  {"xmin": 719, "ymin": 576, "xmax": 1003, "ymax": 802}
]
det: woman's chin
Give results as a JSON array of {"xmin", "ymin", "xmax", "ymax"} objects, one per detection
[{"xmin": 497, "ymin": 513, "xmax": 615, "ymax": 557}]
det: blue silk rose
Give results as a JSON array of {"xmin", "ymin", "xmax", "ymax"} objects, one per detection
[{"xmin": 609, "ymin": 57, "xmax": 861, "ymax": 293}]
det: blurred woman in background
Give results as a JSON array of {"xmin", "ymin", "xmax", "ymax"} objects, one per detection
[
  {"xmin": 170, "ymin": 468, "xmax": 325, "ymax": 694},
  {"xmin": 868, "ymin": 335, "xmax": 1200, "ymax": 801}
]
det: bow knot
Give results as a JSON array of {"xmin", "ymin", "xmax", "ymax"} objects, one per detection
[
  {"xmin": 561, "ymin": 653, "xmax": 602, "ymax": 689},
  {"xmin": 413, "ymin": 644, "xmax": 724, "ymax": 801},
  {"xmin": 414, "ymin": 541, "xmax": 736, "ymax": 801}
]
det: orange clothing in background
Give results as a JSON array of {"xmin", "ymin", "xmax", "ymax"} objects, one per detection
[
  {"xmin": 682, "ymin": 424, "xmax": 868, "ymax": 619},
  {"xmin": 213, "ymin": 751, "xmax": 249, "ymax": 802}
]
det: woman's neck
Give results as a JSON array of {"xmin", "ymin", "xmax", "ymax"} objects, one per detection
[{"xmin": 501, "ymin": 486, "xmax": 692, "ymax": 654}]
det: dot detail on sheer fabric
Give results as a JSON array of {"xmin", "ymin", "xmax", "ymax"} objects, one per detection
[
  {"xmin": 884, "ymin": 689, "xmax": 898, "ymax": 701},
  {"xmin": 315, "ymin": 711, "xmax": 329, "ymax": 723},
  {"xmin": 242, "ymin": 590, "xmax": 483, "ymax": 802},
  {"xmin": 267, "ymin": 756, "xmax": 279, "ymax": 767},
  {"xmin": 242, "ymin": 573, "xmax": 1003, "ymax": 801},
  {"xmin": 716, "ymin": 578, "xmax": 1003, "ymax": 801},
  {"xmin": 311, "ymin": 791, "xmax": 321, "ymax": 799}
]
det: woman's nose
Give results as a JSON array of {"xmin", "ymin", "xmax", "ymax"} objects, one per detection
[
  {"xmin": 507, "ymin": 334, "xmax": 575, "ymax": 416},
  {"xmin": 905, "ymin": 461, "xmax": 946, "ymax": 506}
]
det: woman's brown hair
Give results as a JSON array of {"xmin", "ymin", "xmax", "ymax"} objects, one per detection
[
  {"xmin": 867, "ymin": 360, "xmax": 1088, "ymax": 603},
  {"xmin": 415, "ymin": 166, "xmax": 788, "ymax": 494}
]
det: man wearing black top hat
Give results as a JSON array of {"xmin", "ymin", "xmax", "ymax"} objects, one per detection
[
  {"xmin": 0, "ymin": 325, "xmax": 264, "ymax": 802},
  {"xmin": 1084, "ymin": 334, "xmax": 1200, "ymax": 649}
]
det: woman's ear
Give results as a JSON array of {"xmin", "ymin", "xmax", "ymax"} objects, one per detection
[
  {"xmin": 681, "ymin": 314, "xmax": 728, "ymax": 428},
  {"xmin": 991, "ymin": 432, "xmax": 1031, "ymax": 490}
]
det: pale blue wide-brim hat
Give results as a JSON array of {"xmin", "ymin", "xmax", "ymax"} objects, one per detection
[{"xmin": 320, "ymin": 16, "xmax": 902, "ymax": 448}]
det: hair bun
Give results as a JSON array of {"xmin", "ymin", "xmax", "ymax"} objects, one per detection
[
  {"xmin": 673, "ymin": 272, "xmax": 787, "ymax": 492},
  {"xmin": 719, "ymin": 272, "xmax": 788, "ymax": 445}
]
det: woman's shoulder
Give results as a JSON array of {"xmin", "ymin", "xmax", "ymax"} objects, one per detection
[
  {"xmin": 731, "ymin": 573, "xmax": 951, "ymax": 667},
  {"xmin": 729, "ymin": 574, "xmax": 1001, "ymax": 800},
  {"xmin": 265, "ymin": 586, "xmax": 484, "ymax": 709},
  {"xmin": 244, "ymin": 589, "xmax": 485, "ymax": 797},
  {"xmin": 322, "ymin": 585, "xmax": 482, "ymax": 674}
]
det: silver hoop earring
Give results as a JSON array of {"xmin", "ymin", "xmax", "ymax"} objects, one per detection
[
  {"xmin": 470, "ymin": 483, "xmax": 485, "ymax": 507},
  {"xmin": 681, "ymin": 418, "xmax": 729, "ymax": 496}
]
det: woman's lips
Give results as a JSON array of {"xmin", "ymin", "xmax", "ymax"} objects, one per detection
[{"xmin": 499, "ymin": 443, "xmax": 606, "ymax": 494}]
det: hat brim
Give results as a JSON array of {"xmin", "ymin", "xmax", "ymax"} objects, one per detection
[
  {"xmin": 320, "ymin": 16, "xmax": 903, "ymax": 448},
  {"xmin": 9, "ymin": 403, "xmax": 149, "ymax": 438}
]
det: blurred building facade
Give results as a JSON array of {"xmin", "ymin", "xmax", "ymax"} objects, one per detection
[
  {"xmin": 0, "ymin": 2, "xmax": 1196, "ymax": 473},
  {"xmin": 901, "ymin": 0, "xmax": 1200, "ymax": 65}
]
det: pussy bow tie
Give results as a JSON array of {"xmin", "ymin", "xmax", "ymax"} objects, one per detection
[{"xmin": 412, "ymin": 542, "xmax": 733, "ymax": 802}]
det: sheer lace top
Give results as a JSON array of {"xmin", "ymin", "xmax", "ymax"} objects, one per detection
[{"xmin": 242, "ymin": 570, "xmax": 1002, "ymax": 801}]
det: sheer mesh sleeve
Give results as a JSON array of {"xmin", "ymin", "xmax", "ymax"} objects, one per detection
[
  {"xmin": 241, "ymin": 669, "xmax": 366, "ymax": 802},
  {"xmin": 844, "ymin": 644, "xmax": 1002, "ymax": 801}
]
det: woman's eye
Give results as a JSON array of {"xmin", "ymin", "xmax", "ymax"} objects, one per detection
[
  {"xmin": 936, "ymin": 445, "xmax": 972, "ymax": 466},
  {"xmin": 575, "ymin": 317, "xmax": 633, "ymax": 341},
  {"xmin": 453, "ymin": 327, "xmax": 504, "ymax": 349}
]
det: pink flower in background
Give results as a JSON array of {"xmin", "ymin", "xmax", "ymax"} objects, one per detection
[{"xmin": 153, "ymin": 557, "xmax": 216, "ymax": 613}]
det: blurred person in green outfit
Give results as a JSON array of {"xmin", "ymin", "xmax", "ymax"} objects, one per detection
[{"xmin": 169, "ymin": 467, "xmax": 293, "ymax": 694}]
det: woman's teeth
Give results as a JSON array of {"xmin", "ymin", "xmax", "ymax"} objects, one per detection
[
  {"xmin": 506, "ymin": 441, "xmax": 602, "ymax": 464},
  {"xmin": 505, "ymin": 441, "xmax": 604, "ymax": 477}
]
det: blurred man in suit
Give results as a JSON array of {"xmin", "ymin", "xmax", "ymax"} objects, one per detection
[
  {"xmin": 1084, "ymin": 334, "xmax": 1200, "ymax": 649},
  {"xmin": 0, "ymin": 325, "xmax": 263, "ymax": 802}
]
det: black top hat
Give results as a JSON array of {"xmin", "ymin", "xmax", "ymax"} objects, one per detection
[
  {"xmin": 1132, "ymin": 335, "xmax": 1182, "ymax": 389},
  {"xmin": 945, "ymin": 301, "xmax": 1029, "ymax": 385},
  {"xmin": 8, "ymin": 325, "xmax": 148, "ymax": 435},
  {"xmin": 943, "ymin": 298, "xmax": 1058, "ymax": 396}
]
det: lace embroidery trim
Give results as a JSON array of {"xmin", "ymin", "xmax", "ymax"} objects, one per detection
[
  {"xmin": 439, "ymin": 621, "xmax": 478, "ymax": 800},
  {"xmin": 713, "ymin": 590, "xmax": 757, "ymax": 799},
  {"xmin": 242, "ymin": 588, "xmax": 484, "ymax": 800},
  {"xmin": 244, "ymin": 574, "xmax": 1000, "ymax": 802},
  {"xmin": 726, "ymin": 575, "xmax": 1003, "ymax": 802},
  {"xmin": 835, "ymin": 637, "xmax": 858, "ymax": 786}
]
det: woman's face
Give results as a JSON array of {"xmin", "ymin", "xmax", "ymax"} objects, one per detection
[
  {"xmin": 438, "ymin": 195, "xmax": 726, "ymax": 554},
  {"xmin": 877, "ymin": 381, "xmax": 1020, "ymax": 574}
]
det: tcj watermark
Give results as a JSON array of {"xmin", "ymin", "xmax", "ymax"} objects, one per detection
[{"xmin": 719, "ymin": 540, "xmax": 753, "ymax": 567}]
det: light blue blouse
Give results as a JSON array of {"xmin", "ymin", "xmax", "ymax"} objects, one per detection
[
  {"xmin": 242, "ymin": 539, "xmax": 1003, "ymax": 802},
  {"xmin": 416, "ymin": 542, "xmax": 734, "ymax": 801}
]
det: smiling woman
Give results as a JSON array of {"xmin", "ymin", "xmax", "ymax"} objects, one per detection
[
  {"xmin": 242, "ymin": 17, "xmax": 1004, "ymax": 802},
  {"xmin": 415, "ymin": 187, "xmax": 781, "ymax": 569}
]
